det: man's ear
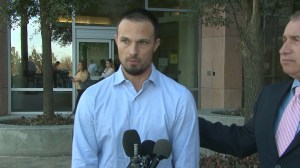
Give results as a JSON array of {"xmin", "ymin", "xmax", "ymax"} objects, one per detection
[{"xmin": 154, "ymin": 38, "xmax": 160, "ymax": 52}]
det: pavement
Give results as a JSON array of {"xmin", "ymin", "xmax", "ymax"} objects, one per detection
[{"xmin": 0, "ymin": 155, "xmax": 71, "ymax": 168}]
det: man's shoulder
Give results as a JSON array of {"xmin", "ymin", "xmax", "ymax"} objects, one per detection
[
  {"xmin": 84, "ymin": 77, "xmax": 112, "ymax": 94},
  {"xmin": 94, "ymin": 74, "xmax": 115, "ymax": 86},
  {"xmin": 265, "ymin": 80, "xmax": 292, "ymax": 90},
  {"xmin": 260, "ymin": 80, "xmax": 293, "ymax": 97},
  {"xmin": 157, "ymin": 72, "xmax": 189, "ymax": 92}
]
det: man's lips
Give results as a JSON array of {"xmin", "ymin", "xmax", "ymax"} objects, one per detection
[
  {"xmin": 127, "ymin": 59, "xmax": 139, "ymax": 64},
  {"xmin": 281, "ymin": 59, "xmax": 294, "ymax": 64}
]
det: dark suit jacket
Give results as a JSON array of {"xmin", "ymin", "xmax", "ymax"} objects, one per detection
[{"xmin": 200, "ymin": 81, "xmax": 300, "ymax": 167}]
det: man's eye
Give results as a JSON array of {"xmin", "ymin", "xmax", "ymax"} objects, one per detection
[
  {"xmin": 121, "ymin": 39, "xmax": 129, "ymax": 44},
  {"xmin": 282, "ymin": 36, "xmax": 286, "ymax": 42},
  {"xmin": 139, "ymin": 40, "xmax": 149, "ymax": 45},
  {"xmin": 293, "ymin": 36, "xmax": 300, "ymax": 41}
]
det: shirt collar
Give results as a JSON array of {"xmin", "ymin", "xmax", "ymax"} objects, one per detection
[
  {"xmin": 291, "ymin": 79, "xmax": 300, "ymax": 94},
  {"xmin": 113, "ymin": 64, "xmax": 159, "ymax": 86}
]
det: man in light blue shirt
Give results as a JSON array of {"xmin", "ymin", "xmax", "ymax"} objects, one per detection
[{"xmin": 72, "ymin": 8, "xmax": 200, "ymax": 168}]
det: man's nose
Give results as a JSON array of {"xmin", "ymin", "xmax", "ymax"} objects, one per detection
[
  {"xmin": 129, "ymin": 43, "xmax": 138, "ymax": 56},
  {"xmin": 279, "ymin": 41, "xmax": 291, "ymax": 55}
]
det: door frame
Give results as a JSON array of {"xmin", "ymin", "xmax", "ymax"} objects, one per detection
[{"xmin": 73, "ymin": 26, "xmax": 116, "ymax": 110}]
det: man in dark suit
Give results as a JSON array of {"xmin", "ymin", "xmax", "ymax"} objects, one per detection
[{"xmin": 199, "ymin": 10, "xmax": 300, "ymax": 167}]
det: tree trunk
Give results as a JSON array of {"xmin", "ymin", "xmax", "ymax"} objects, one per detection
[
  {"xmin": 238, "ymin": 0, "xmax": 264, "ymax": 121},
  {"xmin": 240, "ymin": 40, "xmax": 264, "ymax": 120},
  {"xmin": 20, "ymin": 14, "xmax": 28, "ymax": 87},
  {"xmin": 40, "ymin": 0, "xmax": 54, "ymax": 116}
]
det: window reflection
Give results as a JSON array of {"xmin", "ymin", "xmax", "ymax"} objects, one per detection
[
  {"xmin": 11, "ymin": 56, "xmax": 73, "ymax": 88},
  {"xmin": 11, "ymin": 18, "xmax": 72, "ymax": 89},
  {"xmin": 11, "ymin": 91, "xmax": 72, "ymax": 112}
]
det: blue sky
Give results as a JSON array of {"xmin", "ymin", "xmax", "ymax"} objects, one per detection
[{"xmin": 11, "ymin": 19, "xmax": 72, "ymax": 61}]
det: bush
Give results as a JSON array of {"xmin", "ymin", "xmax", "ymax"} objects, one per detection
[
  {"xmin": 0, "ymin": 114, "xmax": 73, "ymax": 125},
  {"xmin": 201, "ymin": 153, "xmax": 259, "ymax": 168}
]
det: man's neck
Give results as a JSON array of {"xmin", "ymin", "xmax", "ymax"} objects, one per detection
[{"xmin": 123, "ymin": 67, "xmax": 151, "ymax": 92}]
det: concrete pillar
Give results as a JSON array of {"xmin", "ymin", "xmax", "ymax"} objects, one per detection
[
  {"xmin": 200, "ymin": 13, "xmax": 242, "ymax": 110},
  {"xmin": 0, "ymin": 0, "xmax": 9, "ymax": 116}
]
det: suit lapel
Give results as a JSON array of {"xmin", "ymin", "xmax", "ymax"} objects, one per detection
[
  {"xmin": 271, "ymin": 81, "xmax": 300, "ymax": 157},
  {"xmin": 285, "ymin": 132, "xmax": 300, "ymax": 155},
  {"xmin": 264, "ymin": 82, "xmax": 292, "ymax": 157}
]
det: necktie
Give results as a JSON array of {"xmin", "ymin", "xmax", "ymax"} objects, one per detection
[{"xmin": 276, "ymin": 86, "xmax": 300, "ymax": 156}]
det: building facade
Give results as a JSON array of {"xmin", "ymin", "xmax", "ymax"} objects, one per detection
[{"xmin": 0, "ymin": 0, "xmax": 289, "ymax": 115}]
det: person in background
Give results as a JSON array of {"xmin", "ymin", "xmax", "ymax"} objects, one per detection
[
  {"xmin": 72, "ymin": 61, "xmax": 89, "ymax": 114},
  {"xmin": 52, "ymin": 61, "xmax": 60, "ymax": 88},
  {"xmin": 87, "ymin": 59, "xmax": 98, "ymax": 76},
  {"xmin": 99, "ymin": 58, "xmax": 115, "ymax": 78},
  {"xmin": 199, "ymin": 10, "xmax": 300, "ymax": 167},
  {"xmin": 72, "ymin": 8, "xmax": 199, "ymax": 167},
  {"xmin": 98, "ymin": 59, "xmax": 106, "ymax": 75}
]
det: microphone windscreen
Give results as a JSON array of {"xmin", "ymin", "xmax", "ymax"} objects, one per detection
[
  {"xmin": 140, "ymin": 140, "xmax": 155, "ymax": 157},
  {"xmin": 153, "ymin": 139, "xmax": 172, "ymax": 159},
  {"xmin": 122, "ymin": 129, "xmax": 141, "ymax": 157}
]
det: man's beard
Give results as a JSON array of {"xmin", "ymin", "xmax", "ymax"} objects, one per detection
[{"xmin": 123, "ymin": 65, "xmax": 147, "ymax": 76}]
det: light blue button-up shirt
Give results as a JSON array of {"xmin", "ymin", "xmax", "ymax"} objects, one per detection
[{"xmin": 72, "ymin": 64, "xmax": 200, "ymax": 168}]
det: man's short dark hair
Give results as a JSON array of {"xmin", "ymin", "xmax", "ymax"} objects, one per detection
[
  {"xmin": 290, "ymin": 10, "xmax": 300, "ymax": 21},
  {"xmin": 117, "ymin": 8, "xmax": 159, "ymax": 39}
]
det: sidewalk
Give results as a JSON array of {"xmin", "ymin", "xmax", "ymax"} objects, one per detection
[{"xmin": 0, "ymin": 155, "xmax": 71, "ymax": 168}]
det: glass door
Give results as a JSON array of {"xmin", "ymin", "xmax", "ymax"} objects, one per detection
[
  {"xmin": 76, "ymin": 40, "xmax": 114, "ymax": 80},
  {"xmin": 73, "ymin": 39, "xmax": 115, "ymax": 110}
]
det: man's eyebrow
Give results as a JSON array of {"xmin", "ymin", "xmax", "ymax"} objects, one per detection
[
  {"xmin": 282, "ymin": 34, "xmax": 300, "ymax": 39},
  {"xmin": 138, "ymin": 38, "xmax": 150, "ymax": 41},
  {"xmin": 293, "ymin": 35, "xmax": 300, "ymax": 39},
  {"xmin": 289, "ymin": 35, "xmax": 300, "ymax": 40}
]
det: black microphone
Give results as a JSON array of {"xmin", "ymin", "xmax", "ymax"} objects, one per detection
[
  {"xmin": 149, "ymin": 139, "xmax": 172, "ymax": 168},
  {"xmin": 122, "ymin": 129, "xmax": 141, "ymax": 168},
  {"xmin": 140, "ymin": 140, "xmax": 155, "ymax": 166}
]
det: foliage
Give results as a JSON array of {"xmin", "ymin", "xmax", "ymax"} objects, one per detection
[
  {"xmin": 30, "ymin": 47, "xmax": 43, "ymax": 73},
  {"xmin": 191, "ymin": 0, "xmax": 294, "ymax": 28},
  {"xmin": 0, "ymin": 0, "xmax": 39, "ymax": 27},
  {"xmin": 0, "ymin": 114, "xmax": 73, "ymax": 126},
  {"xmin": 60, "ymin": 56, "xmax": 72, "ymax": 73},
  {"xmin": 52, "ymin": 23, "xmax": 72, "ymax": 47},
  {"xmin": 51, "ymin": 0, "xmax": 143, "ymax": 46},
  {"xmin": 212, "ymin": 109, "xmax": 243, "ymax": 116},
  {"xmin": 11, "ymin": 47, "xmax": 21, "ymax": 76},
  {"xmin": 191, "ymin": 0, "xmax": 232, "ymax": 28},
  {"xmin": 201, "ymin": 153, "xmax": 259, "ymax": 168}
]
